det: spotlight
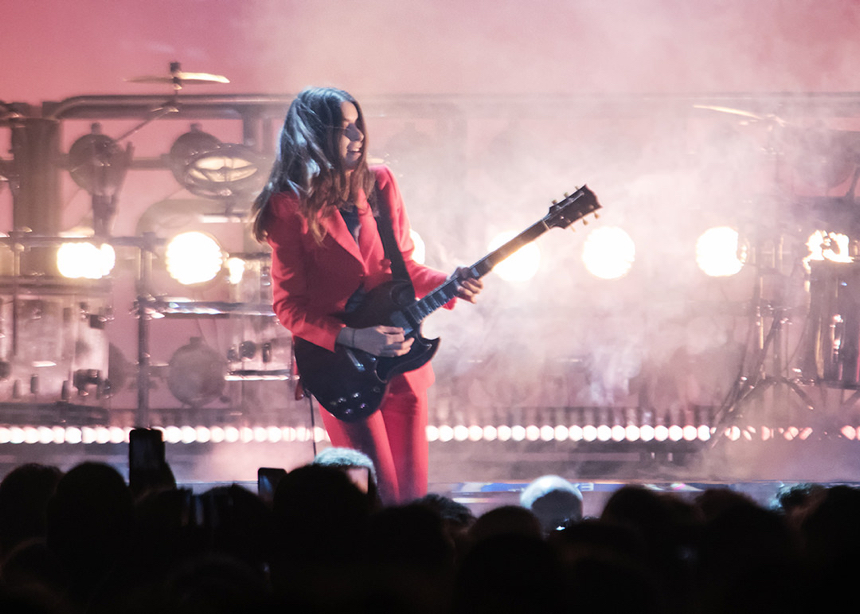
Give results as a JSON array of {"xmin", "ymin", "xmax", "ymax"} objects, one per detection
[
  {"xmin": 68, "ymin": 123, "xmax": 133, "ymax": 236},
  {"xmin": 582, "ymin": 226, "xmax": 635, "ymax": 279},
  {"xmin": 168, "ymin": 124, "xmax": 267, "ymax": 201},
  {"xmin": 165, "ymin": 231, "xmax": 223, "ymax": 285},
  {"xmin": 226, "ymin": 257, "xmax": 246, "ymax": 285},
  {"xmin": 56, "ymin": 241, "xmax": 116, "ymax": 280},
  {"xmin": 168, "ymin": 124, "xmax": 221, "ymax": 184},
  {"xmin": 696, "ymin": 226, "xmax": 745, "ymax": 277},
  {"xmin": 487, "ymin": 231, "xmax": 541, "ymax": 282},
  {"xmin": 804, "ymin": 230, "xmax": 853, "ymax": 271}
]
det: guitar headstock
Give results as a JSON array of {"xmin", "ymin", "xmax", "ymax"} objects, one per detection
[{"xmin": 545, "ymin": 185, "xmax": 602, "ymax": 229}]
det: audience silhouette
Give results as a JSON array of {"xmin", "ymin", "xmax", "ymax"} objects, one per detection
[{"xmin": 0, "ymin": 452, "xmax": 853, "ymax": 613}]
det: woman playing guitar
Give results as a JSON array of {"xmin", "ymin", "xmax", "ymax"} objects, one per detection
[{"xmin": 249, "ymin": 87, "xmax": 482, "ymax": 504}]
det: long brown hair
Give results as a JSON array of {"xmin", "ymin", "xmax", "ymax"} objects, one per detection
[{"xmin": 249, "ymin": 87, "xmax": 375, "ymax": 243}]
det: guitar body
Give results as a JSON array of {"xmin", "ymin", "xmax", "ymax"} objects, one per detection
[{"xmin": 293, "ymin": 280, "xmax": 440, "ymax": 422}]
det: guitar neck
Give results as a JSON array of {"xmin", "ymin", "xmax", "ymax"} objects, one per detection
[
  {"xmin": 399, "ymin": 185, "xmax": 600, "ymax": 330},
  {"xmin": 402, "ymin": 218, "xmax": 554, "ymax": 327}
]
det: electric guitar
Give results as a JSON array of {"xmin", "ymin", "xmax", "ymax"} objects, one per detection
[{"xmin": 293, "ymin": 185, "xmax": 602, "ymax": 422}]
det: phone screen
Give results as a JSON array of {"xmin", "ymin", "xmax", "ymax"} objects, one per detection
[
  {"xmin": 129, "ymin": 428, "xmax": 165, "ymax": 472},
  {"xmin": 257, "ymin": 467, "xmax": 287, "ymax": 506}
]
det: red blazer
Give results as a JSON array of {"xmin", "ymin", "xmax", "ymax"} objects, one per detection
[{"xmin": 267, "ymin": 166, "xmax": 449, "ymax": 389}]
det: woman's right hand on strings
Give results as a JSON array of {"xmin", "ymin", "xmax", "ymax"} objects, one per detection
[{"xmin": 337, "ymin": 325, "xmax": 414, "ymax": 357}]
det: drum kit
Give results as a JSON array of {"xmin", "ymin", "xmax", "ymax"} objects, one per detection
[
  {"xmin": 0, "ymin": 65, "xmax": 292, "ymax": 425},
  {"xmin": 692, "ymin": 104, "xmax": 860, "ymax": 427}
]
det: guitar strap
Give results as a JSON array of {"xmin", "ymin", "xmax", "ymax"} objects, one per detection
[{"xmin": 373, "ymin": 187, "xmax": 416, "ymax": 301}]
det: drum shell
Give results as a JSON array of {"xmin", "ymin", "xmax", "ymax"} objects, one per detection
[{"xmin": 805, "ymin": 261, "xmax": 860, "ymax": 386}]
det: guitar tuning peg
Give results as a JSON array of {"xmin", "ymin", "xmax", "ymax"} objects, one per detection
[
  {"xmin": 582, "ymin": 219, "xmax": 589, "ymax": 225},
  {"xmin": 563, "ymin": 192, "xmax": 570, "ymax": 197},
  {"xmin": 594, "ymin": 212, "xmax": 600, "ymax": 219},
  {"xmin": 552, "ymin": 199, "xmax": 558, "ymax": 205}
]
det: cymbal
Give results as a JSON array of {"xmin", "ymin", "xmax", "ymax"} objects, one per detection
[
  {"xmin": 125, "ymin": 72, "xmax": 230, "ymax": 85},
  {"xmin": 124, "ymin": 62, "xmax": 229, "ymax": 89},
  {"xmin": 692, "ymin": 104, "xmax": 789, "ymax": 126}
]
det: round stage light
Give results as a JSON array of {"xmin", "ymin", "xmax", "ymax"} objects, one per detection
[
  {"xmin": 439, "ymin": 425, "xmax": 454, "ymax": 442},
  {"xmin": 57, "ymin": 241, "xmax": 116, "ymax": 279},
  {"xmin": 165, "ymin": 231, "xmax": 224, "ymax": 285},
  {"xmin": 582, "ymin": 425, "xmax": 598, "ymax": 442},
  {"xmin": 488, "ymin": 230, "xmax": 541, "ymax": 282},
  {"xmin": 695, "ymin": 226, "xmax": 745, "ymax": 277},
  {"xmin": 582, "ymin": 226, "xmax": 635, "ymax": 280},
  {"xmin": 596, "ymin": 425, "xmax": 612, "ymax": 442}
]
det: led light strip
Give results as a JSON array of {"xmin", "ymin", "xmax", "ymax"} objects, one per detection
[{"xmin": 0, "ymin": 424, "xmax": 849, "ymax": 445}]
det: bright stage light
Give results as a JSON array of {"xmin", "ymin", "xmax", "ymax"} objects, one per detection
[
  {"xmin": 164, "ymin": 426, "xmax": 182, "ymax": 444},
  {"xmin": 165, "ymin": 231, "xmax": 223, "ymax": 285},
  {"xmin": 487, "ymin": 231, "xmax": 541, "ymax": 282},
  {"xmin": 625, "ymin": 425, "xmax": 641, "ymax": 442},
  {"xmin": 582, "ymin": 226, "xmax": 635, "ymax": 280},
  {"xmin": 804, "ymin": 230, "xmax": 853, "ymax": 270},
  {"xmin": 226, "ymin": 257, "xmax": 245, "ymax": 285},
  {"xmin": 57, "ymin": 241, "xmax": 116, "ymax": 279},
  {"xmin": 696, "ymin": 226, "xmax": 745, "ymax": 277},
  {"xmin": 596, "ymin": 425, "xmax": 612, "ymax": 442}
]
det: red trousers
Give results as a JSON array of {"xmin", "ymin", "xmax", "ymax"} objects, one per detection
[{"xmin": 320, "ymin": 374, "xmax": 429, "ymax": 505}]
